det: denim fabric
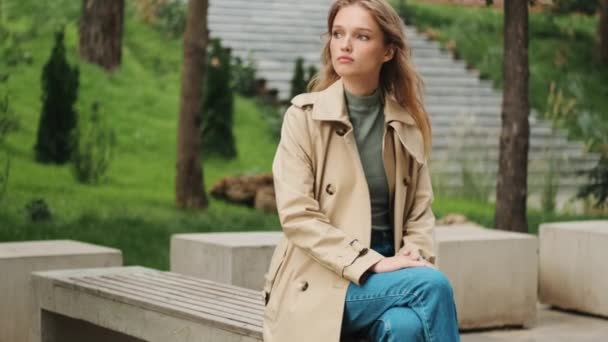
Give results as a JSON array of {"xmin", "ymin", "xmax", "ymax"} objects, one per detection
[{"xmin": 341, "ymin": 230, "xmax": 460, "ymax": 342}]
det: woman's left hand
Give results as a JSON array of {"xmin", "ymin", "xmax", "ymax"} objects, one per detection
[{"xmin": 401, "ymin": 249, "xmax": 436, "ymax": 269}]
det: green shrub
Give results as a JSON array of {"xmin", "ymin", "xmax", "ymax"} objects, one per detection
[
  {"xmin": 553, "ymin": 0, "xmax": 598, "ymax": 15},
  {"xmin": 232, "ymin": 55, "xmax": 257, "ymax": 97},
  {"xmin": 201, "ymin": 38, "xmax": 236, "ymax": 159},
  {"xmin": 34, "ymin": 30, "xmax": 79, "ymax": 164},
  {"xmin": 290, "ymin": 57, "xmax": 307, "ymax": 98},
  {"xmin": 71, "ymin": 102, "xmax": 116, "ymax": 184},
  {"xmin": 25, "ymin": 198, "xmax": 52, "ymax": 222},
  {"xmin": 156, "ymin": 0, "xmax": 186, "ymax": 38}
]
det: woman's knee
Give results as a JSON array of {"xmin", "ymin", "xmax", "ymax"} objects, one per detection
[
  {"xmin": 416, "ymin": 268, "xmax": 455, "ymax": 298},
  {"xmin": 371, "ymin": 308, "xmax": 424, "ymax": 342}
]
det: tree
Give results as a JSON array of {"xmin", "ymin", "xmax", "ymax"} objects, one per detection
[
  {"xmin": 495, "ymin": 0, "xmax": 530, "ymax": 233},
  {"xmin": 79, "ymin": 0, "xmax": 124, "ymax": 71},
  {"xmin": 176, "ymin": 0, "xmax": 208, "ymax": 209},
  {"xmin": 600, "ymin": 0, "xmax": 608, "ymax": 65},
  {"xmin": 201, "ymin": 38, "xmax": 236, "ymax": 159},
  {"xmin": 35, "ymin": 30, "xmax": 79, "ymax": 164}
]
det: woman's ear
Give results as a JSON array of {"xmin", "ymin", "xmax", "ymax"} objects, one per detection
[{"xmin": 383, "ymin": 45, "xmax": 395, "ymax": 63}]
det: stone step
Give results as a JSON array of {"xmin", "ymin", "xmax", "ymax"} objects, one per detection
[
  {"xmin": 429, "ymin": 175, "xmax": 590, "ymax": 191},
  {"xmin": 431, "ymin": 150, "xmax": 599, "ymax": 168},
  {"xmin": 432, "ymin": 138, "xmax": 587, "ymax": 154},
  {"xmin": 423, "ymin": 86, "xmax": 496, "ymax": 97},
  {"xmin": 425, "ymin": 95, "xmax": 502, "ymax": 106},
  {"xmin": 209, "ymin": 14, "xmax": 326, "ymax": 30},
  {"xmin": 432, "ymin": 125, "xmax": 564, "ymax": 139},
  {"xmin": 427, "ymin": 104, "xmax": 502, "ymax": 115}
]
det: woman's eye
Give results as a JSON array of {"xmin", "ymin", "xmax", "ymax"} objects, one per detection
[
  {"xmin": 358, "ymin": 35, "xmax": 370, "ymax": 41},
  {"xmin": 332, "ymin": 31, "xmax": 343, "ymax": 38}
]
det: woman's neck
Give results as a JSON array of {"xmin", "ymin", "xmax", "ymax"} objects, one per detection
[{"xmin": 342, "ymin": 76, "xmax": 380, "ymax": 97}]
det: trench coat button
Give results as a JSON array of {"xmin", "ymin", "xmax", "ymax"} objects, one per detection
[
  {"xmin": 325, "ymin": 184, "xmax": 335, "ymax": 195},
  {"xmin": 335, "ymin": 127, "xmax": 346, "ymax": 136},
  {"xmin": 297, "ymin": 280, "xmax": 309, "ymax": 291},
  {"xmin": 403, "ymin": 175, "xmax": 411, "ymax": 186}
]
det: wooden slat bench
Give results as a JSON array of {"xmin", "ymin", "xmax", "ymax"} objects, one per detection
[{"xmin": 31, "ymin": 266, "xmax": 263, "ymax": 342}]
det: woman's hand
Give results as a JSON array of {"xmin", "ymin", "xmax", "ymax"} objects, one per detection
[{"xmin": 369, "ymin": 254, "xmax": 433, "ymax": 274}]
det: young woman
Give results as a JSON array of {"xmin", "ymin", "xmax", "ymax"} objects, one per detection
[{"xmin": 262, "ymin": 1, "xmax": 460, "ymax": 341}]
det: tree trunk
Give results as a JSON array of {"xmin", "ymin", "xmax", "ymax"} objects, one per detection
[
  {"xmin": 600, "ymin": 0, "xmax": 608, "ymax": 65},
  {"xmin": 79, "ymin": 0, "xmax": 124, "ymax": 71},
  {"xmin": 495, "ymin": 0, "xmax": 529, "ymax": 232},
  {"xmin": 176, "ymin": 0, "xmax": 208, "ymax": 209}
]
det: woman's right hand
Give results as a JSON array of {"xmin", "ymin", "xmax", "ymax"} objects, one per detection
[{"xmin": 369, "ymin": 255, "xmax": 434, "ymax": 273}]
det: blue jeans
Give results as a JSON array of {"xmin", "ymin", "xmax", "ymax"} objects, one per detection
[{"xmin": 341, "ymin": 230, "xmax": 460, "ymax": 342}]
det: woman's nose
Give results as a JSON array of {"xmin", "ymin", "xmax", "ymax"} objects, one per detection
[{"xmin": 341, "ymin": 37, "xmax": 352, "ymax": 52}]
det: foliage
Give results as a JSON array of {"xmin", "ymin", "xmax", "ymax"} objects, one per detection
[
  {"xmin": 25, "ymin": 198, "xmax": 52, "ymax": 222},
  {"xmin": 553, "ymin": 0, "xmax": 599, "ymax": 15},
  {"xmin": 578, "ymin": 155, "xmax": 608, "ymax": 208},
  {"xmin": 71, "ymin": 102, "xmax": 116, "ymax": 184},
  {"xmin": 133, "ymin": 0, "xmax": 186, "ymax": 37},
  {"xmin": 201, "ymin": 38, "xmax": 236, "ymax": 159},
  {"xmin": 34, "ymin": 29, "xmax": 79, "ymax": 164},
  {"xmin": 155, "ymin": 0, "xmax": 186, "ymax": 38},
  {"xmin": 232, "ymin": 55, "xmax": 257, "ymax": 97},
  {"xmin": 290, "ymin": 57, "xmax": 307, "ymax": 98}
]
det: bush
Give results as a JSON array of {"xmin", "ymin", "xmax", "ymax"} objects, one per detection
[
  {"xmin": 232, "ymin": 55, "xmax": 258, "ymax": 97},
  {"xmin": 156, "ymin": 0, "xmax": 186, "ymax": 38},
  {"xmin": 290, "ymin": 57, "xmax": 307, "ymax": 98},
  {"xmin": 34, "ymin": 30, "xmax": 79, "ymax": 164},
  {"xmin": 0, "ymin": 152, "xmax": 9, "ymax": 203},
  {"xmin": 578, "ymin": 155, "xmax": 608, "ymax": 209},
  {"xmin": 201, "ymin": 38, "xmax": 236, "ymax": 159},
  {"xmin": 71, "ymin": 102, "xmax": 116, "ymax": 184},
  {"xmin": 553, "ymin": 0, "xmax": 599, "ymax": 15},
  {"xmin": 25, "ymin": 198, "xmax": 52, "ymax": 222}
]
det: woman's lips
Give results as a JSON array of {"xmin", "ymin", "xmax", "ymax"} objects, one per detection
[{"xmin": 338, "ymin": 57, "xmax": 354, "ymax": 64}]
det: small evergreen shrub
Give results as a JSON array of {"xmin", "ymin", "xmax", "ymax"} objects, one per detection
[
  {"xmin": 201, "ymin": 38, "xmax": 236, "ymax": 159},
  {"xmin": 34, "ymin": 30, "xmax": 79, "ymax": 164},
  {"xmin": 71, "ymin": 102, "xmax": 116, "ymax": 184}
]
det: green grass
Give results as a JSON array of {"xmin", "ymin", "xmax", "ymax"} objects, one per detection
[
  {"xmin": 0, "ymin": 0, "xmax": 279, "ymax": 269},
  {"xmin": 397, "ymin": 1, "xmax": 608, "ymax": 149}
]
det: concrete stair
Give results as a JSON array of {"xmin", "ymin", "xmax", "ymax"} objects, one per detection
[{"xmin": 207, "ymin": 0, "xmax": 600, "ymax": 201}]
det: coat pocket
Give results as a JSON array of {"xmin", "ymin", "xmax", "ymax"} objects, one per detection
[{"xmin": 263, "ymin": 237, "xmax": 289, "ymax": 306}]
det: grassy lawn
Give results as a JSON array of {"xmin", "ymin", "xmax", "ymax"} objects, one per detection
[
  {"xmin": 0, "ymin": 0, "xmax": 280, "ymax": 269},
  {"xmin": 396, "ymin": 0, "xmax": 608, "ymax": 150},
  {"xmin": 0, "ymin": 0, "xmax": 605, "ymax": 270}
]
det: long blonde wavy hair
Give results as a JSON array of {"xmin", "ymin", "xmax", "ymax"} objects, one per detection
[{"xmin": 309, "ymin": 0, "xmax": 431, "ymax": 154}]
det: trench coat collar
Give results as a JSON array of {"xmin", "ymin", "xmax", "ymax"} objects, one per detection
[
  {"xmin": 310, "ymin": 78, "xmax": 417, "ymax": 126},
  {"xmin": 309, "ymin": 78, "xmax": 425, "ymax": 164}
]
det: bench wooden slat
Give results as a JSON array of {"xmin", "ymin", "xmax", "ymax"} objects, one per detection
[
  {"xmin": 160, "ymin": 271, "xmax": 263, "ymax": 299},
  {"xmin": 92, "ymin": 275, "xmax": 264, "ymax": 320},
  {"xmin": 133, "ymin": 272, "xmax": 264, "ymax": 306},
  {"xmin": 70, "ymin": 276, "xmax": 263, "ymax": 328}
]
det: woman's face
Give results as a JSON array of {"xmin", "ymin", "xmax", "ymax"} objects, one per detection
[{"xmin": 329, "ymin": 5, "xmax": 393, "ymax": 82}]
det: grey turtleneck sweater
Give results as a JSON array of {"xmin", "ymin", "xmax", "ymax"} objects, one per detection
[{"xmin": 344, "ymin": 86, "xmax": 391, "ymax": 231}]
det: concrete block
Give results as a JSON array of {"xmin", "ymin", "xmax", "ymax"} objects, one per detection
[
  {"xmin": 435, "ymin": 224, "xmax": 539, "ymax": 330},
  {"xmin": 171, "ymin": 232, "xmax": 282, "ymax": 290},
  {"xmin": 0, "ymin": 239, "xmax": 122, "ymax": 342},
  {"xmin": 539, "ymin": 220, "xmax": 608, "ymax": 317},
  {"xmin": 32, "ymin": 266, "xmax": 263, "ymax": 342}
]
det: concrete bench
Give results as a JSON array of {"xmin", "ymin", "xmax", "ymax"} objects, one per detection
[
  {"xmin": 32, "ymin": 266, "xmax": 264, "ymax": 342},
  {"xmin": 0, "ymin": 240, "xmax": 122, "ymax": 342},
  {"xmin": 435, "ymin": 224, "xmax": 538, "ymax": 330},
  {"xmin": 539, "ymin": 220, "xmax": 608, "ymax": 318},
  {"xmin": 171, "ymin": 226, "xmax": 539, "ymax": 330},
  {"xmin": 171, "ymin": 232, "xmax": 282, "ymax": 290}
]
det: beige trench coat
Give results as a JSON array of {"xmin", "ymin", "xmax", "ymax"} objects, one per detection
[{"xmin": 262, "ymin": 78, "xmax": 436, "ymax": 342}]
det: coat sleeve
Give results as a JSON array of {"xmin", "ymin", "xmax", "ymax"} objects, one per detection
[
  {"xmin": 272, "ymin": 105, "xmax": 384, "ymax": 286},
  {"xmin": 398, "ymin": 161, "xmax": 437, "ymax": 264}
]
